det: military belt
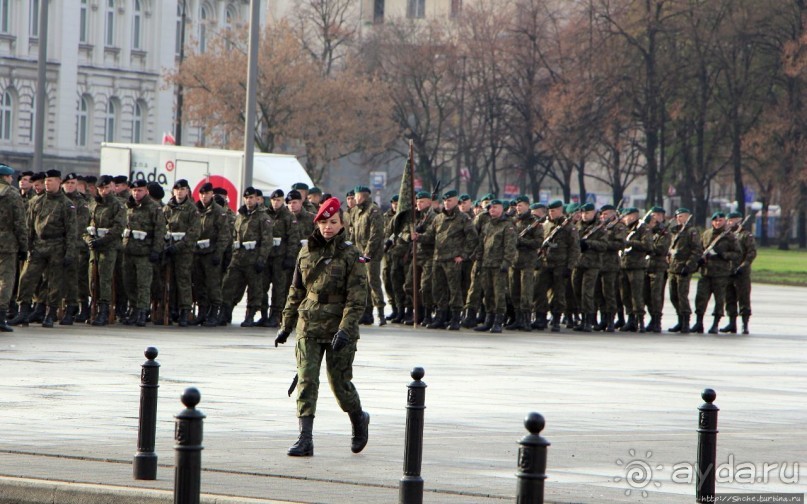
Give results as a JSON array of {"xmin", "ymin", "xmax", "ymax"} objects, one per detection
[{"xmin": 306, "ymin": 292, "xmax": 346, "ymax": 304}]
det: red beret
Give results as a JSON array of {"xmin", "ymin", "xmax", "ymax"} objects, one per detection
[{"xmin": 314, "ymin": 197, "xmax": 340, "ymax": 222}]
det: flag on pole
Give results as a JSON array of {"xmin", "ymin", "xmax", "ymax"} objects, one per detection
[
  {"xmin": 162, "ymin": 131, "xmax": 176, "ymax": 145},
  {"xmin": 393, "ymin": 140, "xmax": 416, "ymax": 234}
]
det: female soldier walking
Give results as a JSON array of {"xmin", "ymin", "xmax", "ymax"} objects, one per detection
[{"xmin": 275, "ymin": 197, "xmax": 370, "ymax": 457}]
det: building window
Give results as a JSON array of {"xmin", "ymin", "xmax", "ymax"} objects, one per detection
[
  {"xmin": 105, "ymin": 0, "xmax": 115, "ymax": 47},
  {"xmin": 0, "ymin": 90, "xmax": 13, "ymax": 141},
  {"xmin": 199, "ymin": 3, "xmax": 210, "ymax": 53},
  {"xmin": 104, "ymin": 99, "xmax": 118, "ymax": 142},
  {"xmin": 373, "ymin": 0, "xmax": 384, "ymax": 23},
  {"xmin": 132, "ymin": 101, "xmax": 144, "ymax": 143},
  {"xmin": 451, "ymin": 0, "xmax": 461, "ymax": 18},
  {"xmin": 132, "ymin": 0, "xmax": 142, "ymax": 49},
  {"xmin": 30, "ymin": 0, "xmax": 39, "ymax": 38},
  {"xmin": 80, "ymin": 0, "xmax": 89, "ymax": 43},
  {"xmin": 76, "ymin": 95, "xmax": 90, "ymax": 146},
  {"xmin": 407, "ymin": 0, "xmax": 425, "ymax": 19},
  {"xmin": 0, "ymin": 0, "xmax": 11, "ymax": 34}
]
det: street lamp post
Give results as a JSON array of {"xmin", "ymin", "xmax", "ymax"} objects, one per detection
[{"xmin": 32, "ymin": 0, "xmax": 49, "ymax": 170}]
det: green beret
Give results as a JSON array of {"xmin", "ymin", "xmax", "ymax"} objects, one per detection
[
  {"xmin": 548, "ymin": 199, "xmax": 564, "ymax": 209},
  {"xmin": 309, "ymin": 186, "xmax": 322, "ymax": 195},
  {"xmin": 510, "ymin": 199, "xmax": 518, "ymax": 206},
  {"xmin": 600, "ymin": 204, "xmax": 616, "ymax": 211},
  {"xmin": 565, "ymin": 203, "xmax": 579, "ymax": 213},
  {"xmin": 354, "ymin": 185, "xmax": 371, "ymax": 194},
  {"xmin": 529, "ymin": 203, "xmax": 544, "ymax": 210},
  {"xmin": 442, "ymin": 189, "xmax": 459, "ymax": 200},
  {"xmin": 291, "ymin": 182, "xmax": 310, "ymax": 191},
  {"xmin": 675, "ymin": 207, "xmax": 691, "ymax": 216},
  {"xmin": 650, "ymin": 206, "xmax": 665, "ymax": 213},
  {"xmin": 459, "ymin": 193, "xmax": 471, "ymax": 201},
  {"xmin": 489, "ymin": 199, "xmax": 504, "ymax": 206},
  {"xmin": 473, "ymin": 200, "xmax": 480, "ymax": 206},
  {"xmin": 580, "ymin": 203, "xmax": 595, "ymax": 211},
  {"xmin": 624, "ymin": 207, "xmax": 639, "ymax": 215},
  {"xmin": 515, "ymin": 195, "xmax": 530, "ymax": 204},
  {"xmin": 391, "ymin": 194, "xmax": 399, "ymax": 203},
  {"xmin": 416, "ymin": 190, "xmax": 431, "ymax": 199},
  {"xmin": 711, "ymin": 211, "xmax": 726, "ymax": 220},
  {"xmin": 0, "ymin": 164, "xmax": 14, "ymax": 176},
  {"xmin": 727, "ymin": 211, "xmax": 742, "ymax": 219}
]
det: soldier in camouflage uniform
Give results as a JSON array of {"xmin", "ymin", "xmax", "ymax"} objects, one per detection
[
  {"xmin": 563, "ymin": 204, "xmax": 583, "ymax": 328},
  {"xmin": 60, "ymin": 173, "xmax": 91, "ymax": 325},
  {"xmin": 381, "ymin": 194, "xmax": 403, "ymax": 322},
  {"xmin": 460, "ymin": 197, "xmax": 493, "ymax": 328},
  {"xmin": 191, "ymin": 183, "xmax": 229, "ymax": 327},
  {"xmin": 307, "ymin": 186, "xmax": 323, "ymax": 210},
  {"xmin": 11, "ymin": 170, "xmax": 76, "ymax": 328},
  {"xmin": 418, "ymin": 190, "xmax": 478, "ymax": 330},
  {"xmin": 405, "ymin": 192, "xmax": 436, "ymax": 326},
  {"xmin": 112, "ymin": 175, "xmax": 130, "ymax": 318},
  {"xmin": 350, "ymin": 185, "xmax": 385, "ymax": 326},
  {"xmin": 666, "ymin": 208, "xmax": 702, "ymax": 334},
  {"xmin": 0, "ymin": 165, "xmax": 27, "ymax": 331},
  {"xmin": 275, "ymin": 197, "xmax": 370, "ymax": 457},
  {"xmin": 292, "ymin": 182, "xmax": 318, "ymax": 215},
  {"xmin": 572, "ymin": 203, "xmax": 607, "ymax": 332},
  {"xmin": 643, "ymin": 207, "xmax": 671, "ymax": 333},
  {"xmin": 722, "ymin": 211, "xmax": 756, "ymax": 334},
  {"xmin": 592, "ymin": 205, "xmax": 625, "ymax": 332},
  {"xmin": 505, "ymin": 196, "xmax": 542, "ymax": 331},
  {"xmin": 618, "ymin": 208, "xmax": 653, "ymax": 332},
  {"xmin": 162, "ymin": 179, "xmax": 201, "ymax": 327},
  {"xmin": 220, "ymin": 187, "xmax": 273, "ymax": 327},
  {"xmin": 261, "ymin": 189, "xmax": 301, "ymax": 328},
  {"xmin": 534, "ymin": 200, "xmax": 580, "ymax": 332},
  {"xmin": 85, "ymin": 175, "xmax": 126, "ymax": 326},
  {"xmin": 692, "ymin": 212, "xmax": 741, "ymax": 334}
]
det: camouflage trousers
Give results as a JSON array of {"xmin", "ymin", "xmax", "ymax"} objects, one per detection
[
  {"xmin": 534, "ymin": 266, "xmax": 567, "ymax": 315},
  {"xmin": 64, "ymin": 247, "xmax": 90, "ymax": 306},
  {"xmin": 0, "ymin": 253, "xmax": 18, "ymax": 306},
  {"xmin": 509, "ymin": 267, "xmax": 534, "ymax": 312},
  {"xmin": 382, "ymin": 249, "xmax": 406, "ymax": 311},
  {"xmin": 620, "ymin": 269, "xmax": 646, "ymax": 315},
  {"xmin": 405, "ymin": 259, "xmax": 433, "ymax": 309},
  {"xmin": 695, "ymin": 275, "xmax": 730, "ymax": 317},
  {"xmin": 222, "ymin": 256, "xmax": 264, "ymax": 309},
  {"xmin": 643, "ymin": 269, "xmax": 667, "ymax": 317},
  {"xmin": 668, "ymin": 272, "xmax": 693, "ymax": 316},
  {"xmin": 594, "ymin": 270, "xmax": 619, "ymax": 314},
  {"xmin": 192, "ymin": 253, "xmax": 223, "ymax": 307},
  {"xmin": 17, "ymin": 245, "xmax": 65, "ymax": 307},
  {"xmin": 463, "ymin": 261, "xmax": 483, "ymax": 310},
  {"xmin": 365, "ymin": 257, "xmax": 385, "ymax": 309},
  {"xmin": 89, "ymin": 248, "xmax": 117, "ymax": 304},
  {"xmin": 169, "ymin": 252, "xmax": 194, "ymax": 310},
  {"xmin": 124, "ymin": 254, "xmax": 154, "ymax": 310},
  {"xmin": 432, "ymin": 260, "xmax": 463, "ymax": 311},
  {"xmin": 295, "ymin": 338, "xmax": 362, "ymax": 418},
  {"xmin": 262, "ymin": 256, "xmax": 289, "ymax": 313},
  {"xmin": 572, "ymin": 267, "xmax": 599, "ymax": 314},
  {"xmin": 725, "ymin": 269, "xmax": 752, "ymax": 317},
  {"xmin": 481, "ymin": 267, "xmax": 509, "ymax": 315}
]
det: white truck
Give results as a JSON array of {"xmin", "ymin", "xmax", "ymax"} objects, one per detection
[{"xmin": 99, "ymin": 143, "xmax": 314, "ymax": 211}]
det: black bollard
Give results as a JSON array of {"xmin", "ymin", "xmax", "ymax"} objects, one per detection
[
  {"xmin": 133, "ymin": 346, "xmax": 160, "ymax": 480},
  {"xmin": 399, "ymin": 367, "xmax": 427, "ymax": 504},
  {"xmin": 174, "ymin": 387, "xmax": 205, "ymax": 504},
  {"xmin": 516, "ymin": 412, "xmax": 550, "ymax": 504},
  {"xmin": 696, "ymin": 388, "xmax": 719, "ymax": 503}
]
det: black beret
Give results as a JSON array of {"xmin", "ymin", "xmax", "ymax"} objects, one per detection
[
  {"xmin": 30, "ymin": 172, "xmax": 46, "ymax": 182},
  {"xmin": 76, "ymin": 175, "xmax": 86, "ymax": 182},
  {"xmin": 270, "ymin": 189, "xmax": 285, "ymax": 199},
  {"xmin": 291, "ymin": 182, "xmax": 310, "ymax": 191},
  {"xmin": 199, "ymin": 182, "xmax": 214, "ymax": 193},
  {"xmin": 62, "ymin": 172, "xmax": 79, "ymax": 183},
  {"xmin": 285, "ymin": 189, "xmax": 302, "ymax": 202},
  {"xmin": 96, "ymin": 175, "xmax": 115, "ymax": 187},
  {"xmin": 600, "ymin": 204, "xmax": 616, "ymax": 211},
  {"xmin": 309, "ymin": 186, "xmax": 322, "ymax": 195},
  {"xmin": 130, "ymin": 179, "xmax": 148, "ymax": 188},
  {"xmin": 254, "ymin": 189, "xmax": 263, "ymax": 197},
  {"xmin": 84, "ymin": 175, "xmax": 97, "ymax": 184},
  {"xmin": 148, "ymin": 182, "xmax": 165, "ymax": 200},
  {"xmin": 20, "ymin": 170, "xmax": 34, "ymax": 178},
  {"xmin": 243, "ymin": 186, "xmax": 257, "ymax": 197},
  {"xmin": 213, "ymin": 187, "xmax": 228, "ymax": 196},
  {"xmin": 45, "ymin": 169, "xmax": 62, "ymax": 179},
  {"xmin": 346, "ymin": 190, "xmax": 355, "ymax": 197},
  {"xmin": 112, "ymin": 175, "xmax": 128, "ymax": 184},
  {"xmin": 213, "ymin": 194, "xmax": 226, "ymax": 207},
  {"xmin": 321, "ymin": 193, "xmax": 332, "ymax": 201},
  {"xmin": 172, "ymin": 179, "xmax": 189, "ymax": 190}
]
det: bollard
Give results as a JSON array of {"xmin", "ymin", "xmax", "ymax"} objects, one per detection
[
  {"xmin": 399, "ymin": 367, "xmax": 427, "ymax": 504},
  {"xmin": 696, "ymin": 388, "xmax": 719, "ymax": 503},
  {"xmin": 516, "ymin": 412, "xmax": 550, "ymax": 504},
  {"xmin": 174, "ymin": 387, "xmax": 205, "ymax": 504},
  {"xmin": 133, "ymin": 346, "xmax": 160, "ymax": 480}
]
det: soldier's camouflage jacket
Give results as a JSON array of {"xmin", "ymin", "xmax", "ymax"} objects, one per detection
[
  {"xmin": 576, "ymin": 218, "xmax": 608, "ymax": 269},
  {"xmin": 620, "ymin": 220, "xmax": 652, "ymax": 270},
  {"xmin": 195, "ymin": 199, "xmax": 229, "ymax": 260},
  {"xmin": 231, "ymin": 204, "xmax": 273, "ymax": 266},
  {"xmin": 123, "ymin": 195, "xmax": 166, "ymax": 257},
  {"xmin": 647, "ymin": 222, "xmax": 672, "ymax": 272},
  {"xmin": 350, "ymin": 200, "xmax": 384, "ymax": 258},
  {"xmin": 0, "ymin": 180, "xmax": 27, "ymax": 255},
  {"xmin": 478, "ymin": 215, "xmax": 517, "ymax": 269},
  {"xmin": 420, "ymin": 208, "xmax": 478, "ymax": 262},
  {"xmin": 540, "ymin": 217, "xmax": 580, "ymax": 269},
  {"xmin": 667, "ymin": 223, "xmax": 702, "ymax": 275},
  {"xmin": 513, "ymin": 211, "xmax": 542, "ymax": 269},
  {"xmin": 85, "ymin": 193, "xmax": 126, "ymax": 251},
  {"xmin": 266, "ymin": 203, "xmax": 301, "ymax": 261},
  {"xmin": 163, "ymin": 196, "xmax": 201, "ymax": 254},
  {"xmin": 27, "ymin": 190, "xmax": 77, "ymax": 261},
  {"xmin": 699, "ymin": 226, "xmax": 740, "ymax": 277}
]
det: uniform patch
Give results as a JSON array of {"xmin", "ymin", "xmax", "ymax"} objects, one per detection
[{"xmin": 358, "ymin": 256, "xmax": 368, "ymax": 263}]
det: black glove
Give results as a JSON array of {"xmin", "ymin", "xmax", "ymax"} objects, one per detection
[
  {"xmin": 88, "ymin": 238, "xmax": 99, "ymax": 250},
  {"xmin": 254, "ymin": 259, "xmax": 265, "ymax": 273},
  {"xmin": 17, "ymin": 250, "xmax": 27, "ymax": 262},
  {"xmin": 164, "ymin": 245, "xmax": 178, "ymax": 257},
  {"xmin": 697, "ymin": 257, "xmax": 706, "ymax": 267},
  {"xmin": 733, "ymin": 265, "xmax": 744, "ymax": 276},
  {"xmin": 62, "ymin": 256, "xmax": 73, "ymax": 268},
  {"xmin": 415, "ymin": 224, "xmax": 425, "ymax": 233},
  {"xmin": 580, "ymin": 239, "xmax": 589, "ymax": 252},
  {"xmin": 275, "ymin": 329, "xmax": 290, "ymax": 347},
  {"xmin": 211, "ymin": 255, "xmax": 221, "ymax": 267},
  {"xmin": 678, "ymin": 265, "xmax": 690, "ymax": 276},
  {"xmin": 563, "ymin": 267, "xmax": 572, "ymax": 278},
  {"xmin": 149, "ymin": 251, "xmax": 161, "ymax": 263},
  {"xmin": 383, "ymin": 239, "xmax": 393, "ymax": 253},
  {"xmin": 282, "ymin": 256, "xmax": 295, "ymax": 270},
  {"xmin": 331, "ymin": 329, "xmax": 349, "ymax": 351}
]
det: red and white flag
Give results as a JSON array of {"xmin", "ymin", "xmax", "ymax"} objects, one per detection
[{"xmin": 162, "ymin": 131, "xmax": 176, "ymax": 145}]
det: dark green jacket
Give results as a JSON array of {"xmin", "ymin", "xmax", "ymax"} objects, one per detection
[
  {"xmin": 479, "ymin": 215, "xmax": 517, "ymax": 269},
  {"xmin": 266, "ymin": 204, "xmax": 301, "ymax": 261},
  {"xmin": 86, "ymin": 193, "xmax": 126, "ymax": 251},
  {"xmin": 576, "ymin": 218, "xmax": 607, "ymax": 269},
  {"xmin": 667, "ymin": 223, "xmax": 702, "ymax": 274},
  {"xmin": 647, "ymin": 222, "xmax": 672, "ymax": 272},
  {"xmin": 123, "ymin": 195, "xmax": 166, "ymax": 257},
  {"xmin": 163, "ymin": 196, "xmax": 201, "ymax": 255},
  {"xmin": 421, "ymin": 208, "xmax": 478, "ymax": 262},
  {"xmin": 28, "ymin": 190, "xmax": 77, "ymax": 260},
  {"xmin": 195, "ymin": 199, "xmax": 228, "ymax": 259},
  {"xmin": 513, "ymin": 212, "xmax": 542, "ymax": 269},
  {"xmin": 699, "ymin": 226, "xmax": 740, "ymax": 277},
  {"xmin": 231, "ymin": 205, "xmax": 273, "ymax": 266},
  {"xmin": 620, "ymin": 220, "xmax": 652, "ymax": 270}
]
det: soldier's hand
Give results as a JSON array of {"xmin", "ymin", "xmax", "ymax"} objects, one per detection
[
  {"xmin": 282, "ymin": 256, "xmax": 295, "ymax": 269},
  {"xmin": 733, "ymin": 265, "xmax": 744, "ymax": 276},
  {"xmin": 579, "ymin": 239, "xmax": 589, "ymax": 252},
  {"xmin": 331, "ymin": 329, "xmax": 349, "ymax": 351},
  {"xmin": 383, "ymin": 239, "xmax": 393, "ymax": 253},
  {"xmin": 211, "ymin": 255, "xmax": 221, "ymax": 267},
  {"xmin": 254, "ymin": 259, "xmax": 265, "ymax": 273},
  {"xmin": 274, "ymin": 329, "xmax": 290, "ymax": 347},
  {"xmin": 149, "ymin": 251, "xmax": 161, "ymax": 263},
  {"xmin": 17, "ymin": 250, "xmax": 27, "ymax": 262},
  {"xmin": 87, "ymin": 238, "xmax": 99, "ymax": 250},
  {"xmin": 697, "ymin": 257, "xmax": 706, "ymax": 266},
  {"xmin": 678, "ymin": 265, "xmax": 690, "ymax": 276},
  {"xmin": 62, "ymin": 256, "xmax": 73, "ymax": 268}
]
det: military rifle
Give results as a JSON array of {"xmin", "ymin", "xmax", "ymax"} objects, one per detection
[
  {"xmin": 539, "ymin": 210, "xmax": 578, "ymax": 254},
  {"xmin": 667, "ymin": 213, "xmax": 694, "ymax": 260},
  {"xmin": 731, "ymin": 214, "xmax": 752, "ymax": 236},
  {"xmin": 518, "ymin": 215, "xmax": 543, "ymax": 238},
  {"xmin": 581, "ymin": 213, "xmax": 614, "ymax": 240},
  {"xmin": 621, "ymin": 209, "xmax": 654, "ymax": 255},
  {"xmin": 90, "ymin": 255, "xmax": 99, "ymax": 322},
  {"xmin": 700, "ymin": 219, "xmax": 731, "ymax": 261},
  {"xmin": 605, "ymin": 198, "xmax": 625, "ymax": 230}
]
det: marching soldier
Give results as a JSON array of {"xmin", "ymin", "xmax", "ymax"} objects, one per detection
[
  {"xmin": 692, "ymin": 212, "xmax": 740, "ymax": 334},
  {"xmin": 192, "ymin": 182, "xmax": 228, "ymax": 327},
  {"xmin": 619, "ymin": 208, "xmax": 653, "ymax": 332},
  {"xmin": 287, "ymin": 190, "xmax": 314, "ymax": 237},
  {"xmin": 60, "ymin": 173, "xmax": 91, "ymax": 325},
  {"xmin": 643, "ymin": 207, "xmax": 671, "ymax": 333},
  {"xmin": 506, "ymin": 196, "xmax": 542, "ymax": 331},
  {"xmin": 418, "ymin": 190, "xmax": 478, "ymax": 330},
  {"xmin": 162, "ymin": 179, "xmax": 202, "ymax": 327},
  {"xmin": 666, "ymin": 208, "xmax": 702, "ymax": 334},
  {"xmin": 85, "ymin": 175, "xmax": 126, "ymax": 326},
  {"xmin": 261, "ymin": 189, "xmax": 301, "ymax": 328},
  {"xmin": 0, "ymin": 165, "xmax": 27, "ymax": 331},
  {"xmin": 722, "ymin": 211, "xmax": 756, "ymax": 334},
  {"xmin": 10, "ymin": 170, "xmax": 76, "ymax": 328},
  {"xmin": 534, "ymin": 200, "xmax": 579, "ymax": 332},
  {"xmin": 220, "ymin": 187, "xmax": 273, "ymax": 327},
  {"xmin": 563, "ymin": 203, "xmax": 582, "ymax": 328},
  {"xmin": 351, "ymin": 185, "xmax": 385, "ymax": 326},
  {"xmin": 592, "ymin": 204, "xmax": 626, "ymax": 332},
  {"xmin": 573, "ymin": 203, "xmax": 607, "ymax": 332}
]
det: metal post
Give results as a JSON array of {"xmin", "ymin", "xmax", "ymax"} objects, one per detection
[
  {"xmin": 696, "ymin": 388, "xmax": 719, "ymax": 503},
  {"xmin": 133, "ymin": 346, "xmax": 160, "ymax": 480},
  {"xmin": 174, "ymin": 387, "xmax": 205, "ymax": 504},
  {"xmin": 32, "ymin": 0, "xmax": 49, "ymax": 170},
  {"xmin": 242, "ymin": 0, "xmax": 260, "ymax": 189},
  {"xmin": 399, "ymin": 367, "xmax": 426, "ymax": 504},
  {"xmin": 516, "ymin": 412, "xmax": 550, "ymax": 504},
  {"xmin": 175, "ymin": 0, "xmax": 187, "ymax": 146}
]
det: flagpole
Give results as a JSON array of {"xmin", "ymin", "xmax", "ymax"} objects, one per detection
[{"xmin": 409, "ymin": 140, "xmax": 419, "ymax": 324}]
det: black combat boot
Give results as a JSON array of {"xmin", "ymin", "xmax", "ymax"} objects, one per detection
[
  {"xmin": 533, "ymin": 312, "xmax": 548, "ymax": 330},
  {"xmin": 348, "ymin": 410, "xmax": 370, "ymax": 454},
  {"xmin": 91, "ymin": 303, "xmax": 109, "ymax": 326},
  {"xmin": 287, "ymin": 416, "xmax": 314, "ymax": 457},
  {"xmin": 122, "ymin": 307, "xmax": 136, "ymax": 326},
  {"xmin": 741, "ymin": 315, "xmax": 750, "ymax": 334},
  {"xmin": 520, "ymin": 312, "xmax": 532, "ymax": 332},
  {"xmin": 193, "ymin": 305, "xmax": 209, "ymax": 326},
  {"xmin": 264, "ymin": 309, "xmax": 280, "ymax": 328},
  {"xmin": 550, "ymin": 312, "xmax": 562, "ymax": 332},
  {"xmin": 448, "ymin": 309, "xmax": 462, "ymax": 331},
  {"xmin": 386, "ymin": 306, "xmax": 398, "ymax": 321},
  {"xmin": 9, "ymin": 303, "xmax": 31, "ymax": 326},
  {"xmin": 255, "ymin": 307, "xmax": 269, "ymax": 326},
  {"xmin": 358, "ymin": 306, "xmax": 374, "ymax": 325},
  {"xmin": 649, "ymin": 313, "xmax": 662, "ymax": 333},
  {"xmin": 28, "ymin": 303, "xmax": 46, "ymax": 323},
  {"xmin": 637, "ymin": 314, "xmax": 646, "ymax": 333},
  {"xmin": 178, "ymin": 308, "xmax": 190, "ymax": 327},
  {"xmin": 707, "ymin": 315, "xmax": 721, "ymax": 334},
  {"xmin": 75, "ymin": 301, "xmax": 90, "ymax": 323},
  {"xmin": 204, "ymin": 306, "xmax": 220, "ymax": 327},
  {"xmin": 719, "ymin": 316, "xmax": 737, "ymax": 334},
  {"xmin": 42, "ymin": 306, "xmax": 56, "ymax": 328},
  {"xmin": 0, "ymin": 313, "xmax": 12, "ymax": 332},
  {"xmin": 219, "ymin": 304, "xmax": 233, "ymax": 326},
  {"xmin": 60, "ymin": 305, "xmax": 78, "ymax": 326},
  {"xmin": 562, "ymin": 313, "xmax": 572, "ymax": 328},
  {"xmin": 475, "ymin": 307, "xmax": 486, "ymax": 324},
  {"xmin": 490, "ymin": 314, "xmax": 504, "ymax": 334},
  {"xmin": 620, "ymin": 314, "xmax": 637, "ymax": 332},
  {"xmin": 460, "ymin": 308, "xmax": 476, "ymax": 329},
  {"xmin": 614, "ymin": 310, "xmax": 625, "ymax": 329},
  {"xmin": 396, "ymin": 306, "xmax": 410, "ymax": 324},
  {"xmin": 592, "ymin": 312, "xmax": 606, "ymax": 331},
  {"xmin": 135, "ymin": 309, "xmax": 148, "ymax": 327},
  {"xmin": 377, "ymin": 307, "xmax": 387, "ymax": 326},
  {"xmin": 427, "ymin": 309, "xmax": 447, "ymax": 329},
  {"xmin": 474, "ymin": 314, "xmax": 494, "ymax": 332},
  {"xmin": 403, "ymin": 306, "xmax": 415, "ymax": 325},
  {"xmin": 240, "ymin": 307, "xmax": 256, "ymax": 327},
  {"xmin": 680, "ymin": 314, "xmax": 691, "ymax": 334},
  {"xmin": 420, "ymin": 306, "xmax": 433, "ymax": 327},
  {"xmin": 6, "ymin": 301, "xmax": 17, "ymax": 321},
  {"xmin": 575, "ymin": 313, "xmax": 593, "ymax": 332},
  {"xmin": 604, "ymin": 312, "xmax": 615, "ymax": 333},
  {"xmin": 505, "ymin": 311, "xmax": 523, "ymax": 331},
  {"xmin": 690, "ymin": 313, "xmax": 704, "ymax": 334},
  {"xmin": 668, "ymin": 314, "xmax": 682, "ymax": 332}
]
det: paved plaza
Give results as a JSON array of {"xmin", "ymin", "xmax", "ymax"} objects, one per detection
[{"xmin": 0, "ymin": 282, "xmax": 805, "ymax": 503}]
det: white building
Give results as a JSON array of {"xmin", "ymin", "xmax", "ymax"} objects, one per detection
[{"xmin": 0, "ymin": 0, "xmax": 267, "ymax": 174}]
